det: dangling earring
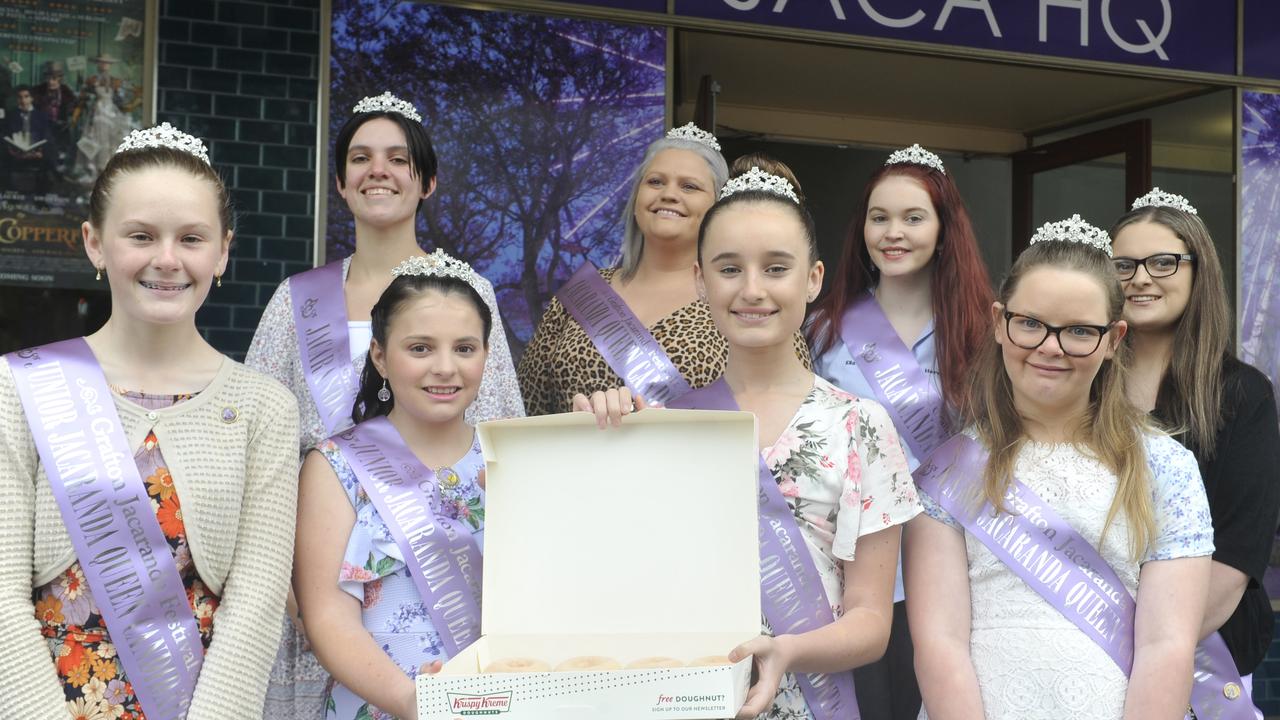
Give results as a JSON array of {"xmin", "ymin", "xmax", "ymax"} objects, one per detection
[
  {"xmin": 215, "ymin": 274, "xmax": 222, "ymax": 288},
  {"xmin": 377, "ymin": 379, "xmax": 391, "ymax": 403},
  {"xmin": 95, "ymin": 266, "xmax": 102, "ymax": 281}
]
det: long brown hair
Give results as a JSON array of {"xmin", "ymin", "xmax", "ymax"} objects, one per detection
[
  {"xmin": 1109, "ymin": 206, "xmax": 1230, "ymax": 458},
  {"xmin": 808, "ymin": 163, "xmax": 992, "ymax": 413},
  {"xmin": 965, "ymin": 240, "xmax": 1156, "ymax": 560}
]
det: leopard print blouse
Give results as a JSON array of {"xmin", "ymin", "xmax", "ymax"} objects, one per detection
[{"xmin": 518, "ymin": 266, "xmax": 811, "ymax": 416}]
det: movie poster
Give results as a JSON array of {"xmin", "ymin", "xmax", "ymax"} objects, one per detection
[
  {"xmin": 0, "ymin": 0, "xmax": 151, "ymax": 289},
  {"xmin": 327, "ymin": 0, "xmax": 666, "ymax": 359}
]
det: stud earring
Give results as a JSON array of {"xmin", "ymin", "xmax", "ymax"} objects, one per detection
[{"xmin": 377, "ymin": 379, "xmax": 391, "ymax": 403}]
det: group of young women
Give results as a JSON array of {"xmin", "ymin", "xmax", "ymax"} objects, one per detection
[{"xmin": 0, "ymin": 87, "xmax": 1274, "ymax": 720}]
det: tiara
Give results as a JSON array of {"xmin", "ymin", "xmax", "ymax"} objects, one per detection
[
  {"xmin": 719, "ymin": 166, "xmax": 800, "ymax": 204},
  {"xmin": 115, "ymin": 123, "xmax": 210, "ymax": 165},
  {"xmin": 352, "ymin": 91, "xmax": 423, "ymax": 123},
  {"xmin": 391, "ymin": 249, "xmax": 481, "ymax": 287},
  {"xmin": 666, "ymin": 123, "xmax": 721, "ymax": 152},
  {"xmin": 885, "ymin": 143, "xmax": 945, "ymax": 174},
  {"xmin": 1029, "ymin": 214, "xmax": 1112, "ymax": 257},
  {"xmin": 1131, "ymin": 187, "xmax": 1198, "ymax": 215}
]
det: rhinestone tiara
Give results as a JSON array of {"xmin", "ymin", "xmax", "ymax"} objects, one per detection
[
  {"xmin": 719, "ymin": 166, "xmax": 800, "ymax": 204},
  {"xmin": 885, "ymin": 143, "xmax": 945, "ymax": 174},
  {"xmin": 115, "ymin": 122, "xmax": 210, "ymax": 165},
  {"xmin": 666, "ymin": 122, "xmax": 721, "ymax": 152},
  {"xmin": 352, "ymin": 91, "xmax": 423, "ymax": 123},
  {"xmin": 1029, "ymin": 214, "xmax": 1112, "ymax": 257},
  {"xmin": 1131, "ymin": 187, "xmax": 1198, "ymax": 215},
  {"xmin": 390, "ymin": 249, "xmax": 482, "ymax": 288}
]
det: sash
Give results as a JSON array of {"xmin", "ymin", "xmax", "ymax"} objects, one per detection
[
  {"xmin": 914, "ymin": 434, "xmax": 1251, "ymax": 719},
  {"xmin": 556, "ymin": 262, "xmax": 692, "ymax": 406},
  {"xmin": 669, "ymin": 378, "xmax": 859, "ymax": 720},
  {"xmin": 839, "ymin": 293, "xmax": 946, "ymax": 462},
  {"xmin": 291, "ymin": 260, "xmax": 359, "ymax": 435},
  {"xmin": 331, "ymin": 416, "xmax": 483, "ymax": 657},
  {"xmin": 7, "ymin": 339, "xmax": 201, "ymax": 719}
]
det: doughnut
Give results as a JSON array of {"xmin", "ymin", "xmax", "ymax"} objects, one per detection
[
  {"xmin": 483, "ymin": 657, "xmax": 552, "ymax": 673},
  {"xmin": 688, "ymin": 655, "xmax": 733, "ymax": 666},
  {"xmin": 554, "ymin": 656, "xmax": 623, "ymax": 671},
  {"xmin": 625, "ymin": 656, "xmax": 685, "ymax": 669}
]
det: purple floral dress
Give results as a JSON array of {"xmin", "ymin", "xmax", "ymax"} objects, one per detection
[{"xmin": 316, "ymin": 435, "xmax": 486, "ymax": 720}]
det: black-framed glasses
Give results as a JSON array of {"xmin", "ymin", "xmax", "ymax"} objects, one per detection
[
  {"xmin": 1112, "ymin": 253, "xmax": 1195, "ymax": 281},
  {"xmin": 1003, "ymin": 311, "xmax": 1114, "ymax": 357}
]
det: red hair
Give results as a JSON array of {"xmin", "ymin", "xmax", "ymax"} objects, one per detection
[{"xmin": 808, "ymin": 163, "xmax": 993, "ymax": 413}]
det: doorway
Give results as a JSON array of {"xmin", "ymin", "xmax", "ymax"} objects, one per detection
[{"xmin": 677, "ymin": 30, "xmax": 1236, "ymax": 296}]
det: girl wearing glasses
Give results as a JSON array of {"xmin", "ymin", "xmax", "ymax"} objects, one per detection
[
  {"xmin": 804, "ymin": 145, "xmax": 992, "ymax": 719},
  {"xmin": 907, "ymin": 216, "xmax": 1214, "ymax": 719},
  {"xmin": 1111, "ymin": 190, "xmax": 1280, "ymax": 702}
]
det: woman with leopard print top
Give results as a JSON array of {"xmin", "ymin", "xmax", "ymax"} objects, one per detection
[{"xmin": 518, "ymin": 128, "xmax": 807, "ymax": 415}]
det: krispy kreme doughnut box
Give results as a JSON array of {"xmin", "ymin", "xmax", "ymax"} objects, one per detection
[{"xmin": 418, "ymin": 409, "xmax": 760, "ymax": 719}]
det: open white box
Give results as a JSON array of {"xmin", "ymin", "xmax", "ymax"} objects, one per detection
[{"xmin": 418, "ymin": 409, "xmax": 761, "ymax": 719}]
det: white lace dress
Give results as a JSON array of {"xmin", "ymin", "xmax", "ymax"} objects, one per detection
[{"xmin": 919, "ymin": 434, "xmax": 1213, "ymax": 720}]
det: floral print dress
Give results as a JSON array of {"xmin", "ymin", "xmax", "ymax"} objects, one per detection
[
  {"xmin": 33, "ymin": 391, "xmax": 219, "ymax": 720},
  {"xmin": 316, "ymin": 434, "xmax": 485, "ymax": 720},
  {"xmin": 758, "ymin": 377, "xmax": 922, "ymax": 720}
]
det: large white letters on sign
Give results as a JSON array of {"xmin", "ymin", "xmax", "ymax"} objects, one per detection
[
  {"xmin": 1040, "ymin": 0, "xmax": 1088, "ymax": 45},
  {"xmin": 1102, "ymin": 0, "xmax": 1170, "ymax": 61},
  {"xmin": 935, "ymin": 0, "xmax": 1002, "ymax": 38},
  {"xmin": 859, "ymin": 0, "xmax": 925, "ymax": 28}
]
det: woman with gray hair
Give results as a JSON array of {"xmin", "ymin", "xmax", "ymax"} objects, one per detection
[{"xmin": 518, "ymin": 128, "xmax": 809, "ymax": 415}]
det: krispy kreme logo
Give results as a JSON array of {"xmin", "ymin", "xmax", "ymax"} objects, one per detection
[{"xmin": 447, "ymin": 691, "xmax": 512, "ymax": 715}]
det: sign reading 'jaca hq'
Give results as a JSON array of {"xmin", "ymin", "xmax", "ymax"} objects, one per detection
[{"xmin": 561, "ymin": 0, "xmax": 1279, "ymax": 79}]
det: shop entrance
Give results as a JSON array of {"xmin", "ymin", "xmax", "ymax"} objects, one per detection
[{"xmin": 677, "ymin": 30, "xmax": 1236, "ymax": 298}]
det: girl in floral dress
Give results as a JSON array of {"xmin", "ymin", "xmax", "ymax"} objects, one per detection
[
  {"xmin": 1, "ymin": 126, "xmax": 299, "ymax": 719},
  {"xmin": 641, "ymin": 159, "xmax": 921, "ymax": 720},
  {"xmin": 294, "ymin": 260, "xmax": 492, "ymax": 720}
]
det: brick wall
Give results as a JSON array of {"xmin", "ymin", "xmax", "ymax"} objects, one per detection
[
  {"xmin": 1256, "ymin": 614, "xmax": 1280, "ymax": 717},
  {"xmin": 156, "ymin": 0, "xmax": 320, "ymax": 358}
]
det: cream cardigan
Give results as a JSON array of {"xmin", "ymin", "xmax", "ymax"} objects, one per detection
[{"xmin": 0, "ymin": 354, "xmax": 300, "ymax": 719}]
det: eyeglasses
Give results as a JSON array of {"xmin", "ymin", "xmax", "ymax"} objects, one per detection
[
  {"xmin": 1003, "ymin": 311, "xmax": 1114, "ymax": 357},
  {"xmin": 1112, "ymin": 253, "xmax": 1195, "ymax": 281}
]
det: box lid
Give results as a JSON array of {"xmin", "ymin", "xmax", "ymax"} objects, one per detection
[{"xmin": 476, "ymin": 409, "xmax": 761, "ymax": 638}]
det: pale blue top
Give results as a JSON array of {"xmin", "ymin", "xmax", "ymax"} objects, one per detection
[
  {"xmin": 812, "ymin": 304, "xmax": 939, "ymax": 471},
  {"xmin": 811, "ymin": 297, "xmax": 938, "ymax": 602}
]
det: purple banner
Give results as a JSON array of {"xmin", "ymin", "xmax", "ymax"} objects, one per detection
[
  {"xmin": 558, "ymin": 0, "xmax": 1235, "ymax": 76},
  {"xmin": 556, "ymin": 262, "xmax": 694, "ymax": 406},
  {"xmin": 332, "ymin": 416, "xmax": 483, "ymax": 657},
  {"xmin": 6, "ymin": 339, "xmax": 201, "ymax": 719},
  {"xmin": 561, "ymin": 0, "xmax": 667, "ymax": 10},
  {"xmin": 1240, "ymin": 91, "xmax": 1280, "ymax": 414},
  {"xmin": 1243, "ymin": 0, "xmax": 1280, "ymax": 80},
  {"xmin": 669, "ymin": 378, "xmax": 859, "ymax": 720},
  {"xmin": 291, "ymin": 260, "xmax": 359, "ymax": 436},
  {"xmin": 840, "ymin": 294, "xmax": 946, "ymax": 462},
  {"xmin": 915, "ymin": 434, "xmax": 1250, "ymax": 718}
]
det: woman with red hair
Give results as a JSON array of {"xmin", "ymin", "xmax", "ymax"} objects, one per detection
[{"xmin": 806, "ymin": 144, "xmax": 993, "ymax": 720}]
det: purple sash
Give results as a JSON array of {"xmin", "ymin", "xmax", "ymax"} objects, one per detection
[
  {"xmin": 556, "ymin": 262, "xmax": 693, "ymax": 406},
  {"xmin": 7, "ymin": 339, "xmax": 201, "ymax": 719},
  {"xmin": 915, "ymin": 434, "xmax": 1251, "ymax": 719},
  {"xmin": 840, "ymin": 294, "xmax": 946, "ymax": 461},
  {"xmin": 331, "ymin": 417, "xmax": 483, "ymax": 657},
  {"xmin": 669, "ymin": 378, "xmax": 859, "ymax": 720},
  {"xmin": 291, "ymin": 260, "xmax": 359, "ymax": 435}
]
